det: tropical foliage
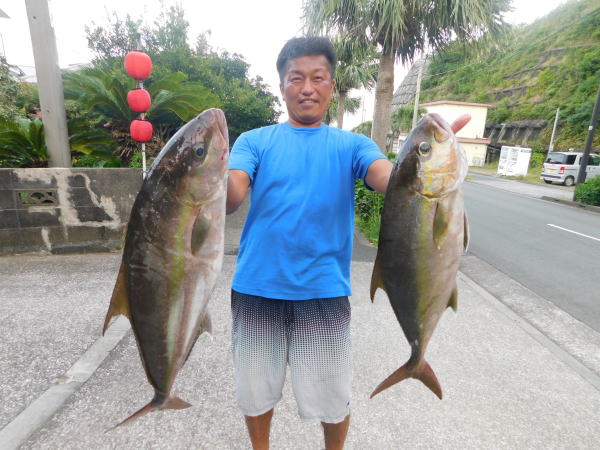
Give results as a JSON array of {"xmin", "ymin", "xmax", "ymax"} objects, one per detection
[
  {"xmin": 304, "ymin": 0, "xmax": 510, "ymax": 150},
  {"xmin": 330, "ymin": 33, "xmax": 378, "ymax": 128},
  {"xmin": 0, "ymin": 117, "xmax": 116, "ymax": 168},
  {"xmin": 63, "ymin": 69, "xmax": 220, "ymax": 162},
  {"xmin": 420, "ymin": 0, "xmax": 600, "ymax": 149},
  {"xmin": 84, "ymin": 4, "xmax": 280, "ymax": 144}
]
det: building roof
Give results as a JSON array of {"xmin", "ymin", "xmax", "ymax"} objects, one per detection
[
  {"xmin": 458, "ymin": 137, "xmax": 491, "ymax": 144},
  {"xmin": 391, "ymin": 59, "xmax": 429, "ymax": 111},
  {"xmin": 421, "ymin": 100, "xmax": 492, "ymax": 108}
]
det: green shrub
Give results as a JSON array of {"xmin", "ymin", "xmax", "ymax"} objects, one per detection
[
  {"xmin": 575, "ymin": 176, "xmax": 600, "ymax": 206},
  {"xmin": 355, "ymin": 180, "xmax": 384, "ymax": 244},
  {"xmin": 529, "ymin": 152, "xmax": 545, "ymax": 168},
  {"xmin": 129, "ymin": 152, "xmax": 143, "ymax": 168}
]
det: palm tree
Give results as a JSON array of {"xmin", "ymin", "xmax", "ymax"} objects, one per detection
[
  {"xmin": 331, "ymin": 33, "xmax": 378, "ymax": 129},
  {"xmin": 324, "ymin": 94, "xmax": 362, "ymax": 126},
  {"xmin": 63, "ymin": 69, "xmax": 221, "ymax": 162},
  {"xmin": 0, "ymin": 117, "xmax": 117, "ymax": 168},
  {"xmin": 305, "ymin": 0, "xmax": 510, "ymax": 150}
]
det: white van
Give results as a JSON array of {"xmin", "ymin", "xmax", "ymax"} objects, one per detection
[{"xmin": 540, "ymin": 152, "xmax": 600, "ymax": 186}]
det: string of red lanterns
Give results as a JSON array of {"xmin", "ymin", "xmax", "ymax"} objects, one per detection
[{"xmin": 124, "ymin": 50, "xmax": 153, "ymax": 177}]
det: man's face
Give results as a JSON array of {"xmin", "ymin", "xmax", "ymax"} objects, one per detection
[{"xmin": 280, "ymin": 55, "xmax": 335, "ymax": 128}]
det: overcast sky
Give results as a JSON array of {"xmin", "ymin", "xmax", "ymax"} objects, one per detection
[{"xmin": 0, "ymin": 0, "xmax": 569, "ymax": 130}]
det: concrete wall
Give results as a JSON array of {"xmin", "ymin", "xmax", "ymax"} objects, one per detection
[
  {"xmin": 462, "ymin": 143, "xmax": 487, "ymax": 167},
  {"xmin": 0, "ymin": 168, "xmax": 143, "ymax": 255}
]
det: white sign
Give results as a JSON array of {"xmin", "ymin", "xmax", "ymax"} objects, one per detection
[{"xmin": 497, "ymin": 146, "xmax": 532, "ymax": 176}]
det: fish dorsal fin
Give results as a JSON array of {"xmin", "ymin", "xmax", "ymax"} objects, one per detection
[
  {"xmin": 432, "ymin": 201, "xmax": 449, "ymax": 250},
  {"xmin": 191, "ymin": 214, "xmax": 210, "ymax": 255},
  {"xmin": 447, "ymin": 284, "xmax": 458, "ymax": 312},
  {"xmin": 463, "ymin": 211, "xmax": 470, "ymax": 252},
  {"xmin": 370, "ymin": 258, "xmax": 386, "ymax": 302},
  {"xmin": 102, "ymin": 260, "xmax": 131, "ymax": 334}
]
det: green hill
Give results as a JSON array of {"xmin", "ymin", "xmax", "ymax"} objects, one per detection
[{"xmin": 420, "ymin": 0, "xmax": 600, "ymax": 149}]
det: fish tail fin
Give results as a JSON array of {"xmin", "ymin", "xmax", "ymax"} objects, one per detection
[
  {"xmin": 103, "ymin": 261, "xmax": 130, "ymax": 335},
  {"xmin": 414, "ymin": 360, "xmax": 443, "ymax": 399},
  {"xmin": 106, "ymin": 395, "xmax": 192, "ymax": 431},
  {"xmin": 370, "ymin": 360, "xmax": 443, "ymax": 400}
]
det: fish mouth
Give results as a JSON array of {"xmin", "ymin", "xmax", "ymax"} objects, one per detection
[{"xmin": 425, "ymin": 114, "xmax": 452, "ymax": 143}]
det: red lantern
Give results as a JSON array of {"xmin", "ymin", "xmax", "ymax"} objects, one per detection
[
  {"xmin": 127, "ymin": 88, "xmax": 152, "ymax": 112},
  {"xmin": 130, "ymin": 119, "xmax": 153, "ymax": 142},
  {"xmin": 124, "ymin": 51, "xmax": 153, "ymax": 80}
]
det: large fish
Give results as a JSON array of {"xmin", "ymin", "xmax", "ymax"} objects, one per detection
[
  {"xmin": 370, "ymin": 113, "xmax": 468, "ymax": 399},
  {"xmin": 103, "ymin": 108, "xmax": 229, "ymax": 427}
]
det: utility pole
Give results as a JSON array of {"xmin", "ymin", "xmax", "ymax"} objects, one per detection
[
  {"xmin": 573, "ymin": 84, "xmax": 600, "ymax": 200},
  {"xmin": 548, "ymin": 107, "xmax": 560, "ymax": 152},
  {"xmin": 412, "ymin": 61, "xmax": 424, "ymax": 129},
  {"xmin": 25, "ymin": 0, "xmax": 71, "ymax": 167}
]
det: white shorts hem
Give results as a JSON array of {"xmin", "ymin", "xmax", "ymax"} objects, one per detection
[
  {"xmin": 238, "ymin": 397, "xmax": 282, "ymax": 417},
  {"xmin": 298, "ymin": 409, "xmax": 350, "ymax": 424}
]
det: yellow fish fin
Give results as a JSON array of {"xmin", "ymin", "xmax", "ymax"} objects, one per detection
[
  {"xmin": 191, "ymin": 214, "xmax": 210, "ymax": 255},
  {"xmin": 433, "ymin": 201, "xmax": 449, "ymax": 249},
  {"xmin": 463, "ymin": 211, "xmax": 470, "ymax": 252},
  {"xmin": 448, "ymin": 284, "xmax": 458, "ymax": 312},
  {"xmin": 370, "ymin": 258, "xmax": 385, "ymax": 302},
  {"xmin": 102, "ymin": 260, "xmax": 130, "ymax": 335}
]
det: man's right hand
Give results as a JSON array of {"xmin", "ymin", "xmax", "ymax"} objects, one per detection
[{"xmin": 227, "ymin": 169, "xmax": 250, "ymax": 214}]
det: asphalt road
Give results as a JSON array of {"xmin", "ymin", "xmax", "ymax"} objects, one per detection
[{"xmin": 463, "ymin": 177, "xmax": 600, "ymax": 331}]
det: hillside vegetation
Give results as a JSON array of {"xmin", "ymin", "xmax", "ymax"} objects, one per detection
[{"xmin": 420, "ymin": 0, "xmax": 600, "ymax": 150}]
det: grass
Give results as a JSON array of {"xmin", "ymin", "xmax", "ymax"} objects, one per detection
[{"xmin": 469, "ymin": 162, "xmax": 544, "ymax": 184}]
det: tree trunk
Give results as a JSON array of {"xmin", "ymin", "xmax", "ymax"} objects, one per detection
[
  {"xmin": 337, "ymin": 90, "xmax": 347, "ymax": 129},
  {"xmin": 371, "ymin": 50, "xmax": 395, "ymax": 152}
]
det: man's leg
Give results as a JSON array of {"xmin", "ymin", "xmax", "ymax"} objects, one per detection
[
  {"xmin": 322, "ymin": 414, "xmax": 350, "ymax": 450},
  {"xmin": 245, "ymin": 409, "xmax": 274, "ymax": 450}
]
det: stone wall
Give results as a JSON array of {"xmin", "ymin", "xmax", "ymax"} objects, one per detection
[{"xmin": 0, "ymin": 168, "xmax": 143, "ymax": 255}]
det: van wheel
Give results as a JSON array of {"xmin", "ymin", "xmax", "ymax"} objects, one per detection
[
  {"xmin": 563, "ymin": 176, "xmax": 575, "ymax": 186},
  {"xmin": 543, "ymin": 179, "xmax": 553, "ymax": 184}
]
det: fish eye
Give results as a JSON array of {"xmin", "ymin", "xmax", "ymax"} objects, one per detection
[
  {"xmin": 418, "ymin": 142, "xmax": 431, "ymax": 155},
  {"xmin": 195, "ymin": 146, "xmax": 205, "ymax": 157}
]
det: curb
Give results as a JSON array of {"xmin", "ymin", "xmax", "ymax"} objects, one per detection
[
  {"xmin": 459, "ymin": 272, "xmax": 600, "ymax": 393},
  {"xmin": 0, "ymin": 317, "xmax": 131, "ymax": 450},
  {"xmin": 541, "ymin": 196, "xmax": 600, "ymax": 213}
]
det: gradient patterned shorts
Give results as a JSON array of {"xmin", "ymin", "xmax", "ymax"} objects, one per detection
[{"xmin": 231, "ymin": 290, "xmax": 352, "ymax": 423}]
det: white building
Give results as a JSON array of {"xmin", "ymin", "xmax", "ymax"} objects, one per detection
[{"xmin": 419, "ymin": 100, "xmax": 491, "ymax": 167}]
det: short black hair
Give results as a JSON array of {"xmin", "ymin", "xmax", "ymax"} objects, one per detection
[{"xmin": 276, "ymin": 36, "xmax": 337, "ymax": 82}]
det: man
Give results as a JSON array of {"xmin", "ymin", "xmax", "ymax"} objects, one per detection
[{"xmin": 226, "ymin": 36, "xmax": 469, "ymax": 450}]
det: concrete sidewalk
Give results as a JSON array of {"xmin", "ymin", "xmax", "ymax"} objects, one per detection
[
  {"xmin": 467, "ymin": 171, "xmax": 575, "ymax": 201},
  {"xmin": 1, "ymin": 203, "xmax": 599, "ymax": 449}
]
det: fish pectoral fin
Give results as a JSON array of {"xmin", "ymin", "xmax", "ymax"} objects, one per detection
[
  {"xmin": 106, "ymin": 395, "xmax": 191, "ymax": 431},
  {"xmin": 447, "ymin": 285, "xmax": 458, "ymax": 312},
  {"xmin": 463, "ymin": 211, "xmax": 470, "ymax": 253},
  {"xmin": 199, "ymin": 311, "xmax": 212, "ymax": 335},
  {"xmin": 102, "ymin": 260, "xmax": 130, "ymax": 335},
  {"xmin": 370, "ymin": 359, "xmax": 442, "ymax": 400},
  {"xmin": 433, "ymin": 201, "xmax": 449, "ymax": 249},
  {"xmin": 191, "ymin": 214, "xmax": 210, "ymax": 255},
  {"xmin": 369, "ymin": 258, "xmax": 385, "ymax": 302}
]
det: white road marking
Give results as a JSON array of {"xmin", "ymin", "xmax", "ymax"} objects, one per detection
[{"xmin": 547, "ymin": 224, "xmax": 600, "ymax": 242}]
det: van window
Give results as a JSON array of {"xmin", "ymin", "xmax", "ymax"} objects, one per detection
[
  {"xmin": 587, "ymin": 156, "xmax": 600, "ymax": 166},
  {"xmin": 546, "ymin": 153, "xmax": 566, "ymax": 164},
  {"xmin": 565, "ymin": 154, "xmax": 577, "ymax": 164}
]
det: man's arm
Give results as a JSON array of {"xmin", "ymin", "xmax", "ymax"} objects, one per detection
[
  {"xmin": 365, "ymin": 158, "xmax": 393, "ymax": 194},
  {"xmin": 365, "ymin": 114, "xmax": 472, "ymax": 195},
  {"xmin": 227, "ymin": 169, "xmax": 250, "ymax": 215}
]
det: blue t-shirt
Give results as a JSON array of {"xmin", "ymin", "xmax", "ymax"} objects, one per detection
[{"xmin": 229, "ymin": 122, "xmax": 385, "ymax": 300}]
